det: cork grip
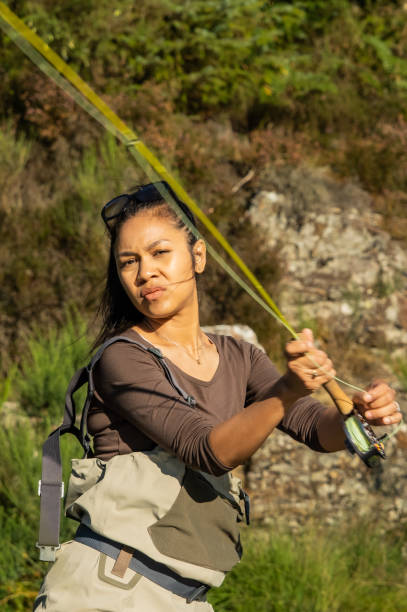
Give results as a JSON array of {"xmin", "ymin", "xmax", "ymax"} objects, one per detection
[{"xmin": 323, "ymin": 379, "xmax": 354, "ymax": 416}]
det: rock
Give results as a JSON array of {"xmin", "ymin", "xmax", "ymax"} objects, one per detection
[
  {"xmin": 0, "ymin": 401, "xmax": 30, "ymax": 427},
  {"xmin": 202, "ymin": 324, "xmax": 265, "ymax": 351},
  {"xmin": 248, "ymin": 165, "xmax": 407, "ymax": 359}
]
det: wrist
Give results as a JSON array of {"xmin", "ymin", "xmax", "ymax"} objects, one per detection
[{"xmin": 276, "ymin": 372, "xmax": 307, "ymax": 409}]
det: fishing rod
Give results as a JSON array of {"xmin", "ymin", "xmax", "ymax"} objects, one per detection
[{"xmin": 0, "ymin": 1, "xmax": 401, "ymax": 468}]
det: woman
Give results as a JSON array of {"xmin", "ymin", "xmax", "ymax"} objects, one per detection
[{"xmin": 34, "ymin": 181, "xmax": 401, "ymax": 611}]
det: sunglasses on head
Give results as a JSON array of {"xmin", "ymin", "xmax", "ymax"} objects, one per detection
[{"xmin": 101, "ymin": 181, "xmax": 196, "ymax": 232}]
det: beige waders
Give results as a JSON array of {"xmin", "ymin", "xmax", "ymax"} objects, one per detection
[
  {"xmin": 34, "ymin": 449, "xmax": 247, "ymax": 611},
  {"xmin": 34, "ymin": 540, "xmax": 214, "ymax": 611}
]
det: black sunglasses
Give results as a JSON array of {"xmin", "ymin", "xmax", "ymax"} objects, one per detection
[{"xmin": 101, "ymin": 181, "xmax": 196, "ymax": 231}]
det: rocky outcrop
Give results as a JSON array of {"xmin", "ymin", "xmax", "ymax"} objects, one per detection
[
  {"xmin": 246, "ymin": 415, "xmax": 407, "ymax": 529},
  {"xmin": 248, "ymin": 166, "xmax": 407, "ymax": 359}
]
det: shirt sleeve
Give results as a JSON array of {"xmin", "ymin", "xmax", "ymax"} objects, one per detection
[
  {"xmin": 93, "ymin": 341, "xmax": 231, "ymax": 475},
  {"xmin": 245, "ymin": 344, "xmax": 328, "ymax": 452}
]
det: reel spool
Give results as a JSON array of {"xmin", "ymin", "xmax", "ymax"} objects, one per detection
[{"xmin": 324, "ymin": 379, "xmax": 386, "ymax": 469}]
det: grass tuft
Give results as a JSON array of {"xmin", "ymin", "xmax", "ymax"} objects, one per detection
[
  {"xmin": 16, "ymin": 311, "xmax": 90, "ymax": 421},
  {"xmin": 209, "ymin": 522, "xmax": 407, "ymax": 611}
]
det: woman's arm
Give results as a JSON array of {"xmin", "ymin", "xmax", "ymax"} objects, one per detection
[
  {"xmin": 208, "ymin": 374, "xmax": 303, "ymax": 468},
  {"xmin": 94, "ymin": 330, "xmax": 401, "ymax": 474},
  {"xmin": 209, "ymin": 329, "xmax": 336, "ymax": 468},
  {"xmin": 209, "ymin": 330, "xmax": 402, "ymax": 467}
]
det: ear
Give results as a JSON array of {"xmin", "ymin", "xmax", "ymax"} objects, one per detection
[{"xmin": 192, "ymin": 239, "xmax": 206, "ymax": 274}]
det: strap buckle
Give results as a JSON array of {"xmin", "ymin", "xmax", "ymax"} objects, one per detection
[
  {"xmin": 186, "ymin": 584, "xmax": 210, "ymax": 603},
  {"xmin": 36, "ymin": 543, "xmax": 61, "ymax": 562},
  {"xmin": 38, "ymin": 479, "xmax": 65, "ymax": 497},
  {"xmin": 239, "ymin": 488, "xmax": 251, "ymax": 525}
]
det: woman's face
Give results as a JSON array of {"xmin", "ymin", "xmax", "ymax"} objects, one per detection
[{"xmin": 114, "ymin": 211, "xmax": 205, "ymax": 320}]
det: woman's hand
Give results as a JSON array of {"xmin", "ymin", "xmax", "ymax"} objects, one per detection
[
  {"xmin": 283, "ymin": 328, "xmax": 336, "ymax": 397},
  {"xmin": 353, "ymin": 381, "xmax": 402, "ymax": 426}
]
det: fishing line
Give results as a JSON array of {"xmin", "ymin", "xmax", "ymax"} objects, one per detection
[
  {"xmin": 1, "ymin": 0, "xmax": 403, "ymax": 456},
  {"xmin": 0, "ymin": 2, "xmax": 386, "ymax": 395}
]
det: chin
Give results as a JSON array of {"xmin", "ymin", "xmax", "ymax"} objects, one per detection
[
  {"xmin": 133, "ymin": 291, "xmax": 193, "ymax": 319},
  {"xmin": 139, "ymin": 300, "xmax": 177, "ymax": 319}
]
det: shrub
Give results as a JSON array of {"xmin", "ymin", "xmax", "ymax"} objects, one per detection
[{"xmin": 16, "ymin": 312, "xmax": 90, "ymax": 421}]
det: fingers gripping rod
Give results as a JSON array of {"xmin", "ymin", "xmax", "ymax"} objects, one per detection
[{"xmin": 323, "ymin": 380, "xmax": 386, "ymax": 467}]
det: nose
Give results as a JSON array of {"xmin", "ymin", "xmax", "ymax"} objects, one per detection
[{"xmin": 136, "ymin": 257, "xmax": 158, "ymax": 285}]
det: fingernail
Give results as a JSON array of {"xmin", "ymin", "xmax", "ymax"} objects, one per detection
[
  {"xmin": 384, "ymin": 417, "xmax": 391, "ymax": 424},
  {"xmin": 307, "ymin": 341, "xmax": 313, "ymax": 348},
  {"xmin": 363, "ymin": 393, "xmax": 372, "ymax": 402},
  {"xmin": 365, "ymin": 411, "xmax": 372, "ymax": 419}
]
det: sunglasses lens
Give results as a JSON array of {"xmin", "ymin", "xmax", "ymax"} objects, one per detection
[
  {"xmin": 136, "ymin": 183, "xmax": 162, "ymax": 202},
  {"xmin": 101, "ymin": 181, "xmax": 196, "ymax": 232},
  {"xmin": 102, "ymin": 195, "xmax": 130, "ymax": 227}
]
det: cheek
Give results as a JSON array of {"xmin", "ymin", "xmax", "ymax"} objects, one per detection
[
  {"xmin": 169, "ymin": 250, "xmax": 195, "ymax": 276},
  {"xmin": 118, "ymin": 268, "xmax": 138, "ymax": 300},
  {"xmin": 169, "ymin": 260, "xmax": 190, "ymax": 279}
]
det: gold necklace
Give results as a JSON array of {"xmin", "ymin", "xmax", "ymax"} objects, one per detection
[{"xmin": 144, "ymin": 321, "xmax": 206, "ymax": 365}]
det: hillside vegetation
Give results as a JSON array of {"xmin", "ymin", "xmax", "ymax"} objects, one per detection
[
  {"xmin": 1, "ymin": 1, "xmax": 407, "ymax": 609},
  {"xmin": 1, "ymin": 0, "xmax": 407, "ymax": 368}
]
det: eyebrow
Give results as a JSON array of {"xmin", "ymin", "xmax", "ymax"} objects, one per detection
[{"xmin": 117, "ymin": 239, "xmax": 171, "ymax": 257}]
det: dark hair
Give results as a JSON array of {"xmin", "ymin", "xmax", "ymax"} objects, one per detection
[{"xmin": 93, "ymin": 183, "xmax": 198, "ymax": 349}]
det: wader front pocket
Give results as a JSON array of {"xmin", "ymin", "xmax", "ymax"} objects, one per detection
[
  {"xmin": 65, "ymin": 457, "xmax": 106, "ymax": 521},
  {"xmin": 148, "ymin": 469, "xmax": 242, "ymax": 572}
]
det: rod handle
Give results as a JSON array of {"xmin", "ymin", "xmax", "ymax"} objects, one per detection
[{"xmin": 323, "ymin": 379, "xmax": 354, "ymax": 416}]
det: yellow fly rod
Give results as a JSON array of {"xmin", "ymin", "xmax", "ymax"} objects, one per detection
[{"xmin": 1, "ymin": 2, "xmax": 402, "ymax": 465}]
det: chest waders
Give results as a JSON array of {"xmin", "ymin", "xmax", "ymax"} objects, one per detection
[{"xmin": 37, "ymin": 336, "xmax": 250, "ymax": 604}]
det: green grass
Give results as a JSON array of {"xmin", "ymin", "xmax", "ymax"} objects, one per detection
[
  {"xmin": 16, "ymin": 311, "xmax": 90, "ymax": 421},
  {"xmin": 2, "ymin": 1, "xmax": 407, "ymax": 367},
  {"xmin": 0, "ymin": 1, "xmax": 407, "ymax": 609},
  {"xmin": 0, "ymin": 419, "xmax": 82, "ymax": 611},
  {"xmin": 208, "ymin": 523, "xmax": 407, "ymax": 612},
  {"xmin": 0, "ymin": 315, "xmax": 90, "ymax": 609},
  {"xmin": 1, "ymin": 518, "xmax": 405, "ymax": 611}
]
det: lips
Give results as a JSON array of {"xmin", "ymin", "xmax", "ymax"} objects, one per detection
[{"xmin": 141, "ymin": 286, "xmax": 165, "ymax": 300}]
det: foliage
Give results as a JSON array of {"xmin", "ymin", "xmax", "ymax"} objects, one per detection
[
  {"xmin": 0, "ymin": 421, "xmax": 82, "ymax": 610},
  {"xmin": 0, "ymin": 1, "xmax": 407, "ymax": 364},
  {"xmin": 0, "ymin": 370, "xmax": 14, "ymax": 408},
  {"xmin": 0, "ymin": 317, "xmax": 406, "ymax": 609},
  {"xmin": 0, "ymin": 317, "xmax": 89, "ymax": 608},
  {"xmin": 0, "ymin": 122, "xmax": 31, "ymax": 212},
  {"xmin": 16, "ymin": 311, "xmax": 90, "ymax": 420},
  {"xmin": 1, "ymin": 0, "xmax": 407, "ymax": 129},
  {"xmin": 208, "ymin": 522, "xmax": 407, "ymax": 611},
  {"xmin": 0, "ymin": 127, "xmax": 142, "ymax": 370},
  {"xmin": 393, "ymin": 358, "xmax": 407, "ymax": 393}
]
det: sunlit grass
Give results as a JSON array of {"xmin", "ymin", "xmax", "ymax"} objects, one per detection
[{"xmin": 209, "ymin": 522, "xmax": 407, "ymax": 612}]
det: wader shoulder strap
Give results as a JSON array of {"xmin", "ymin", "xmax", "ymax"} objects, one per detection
[{"xmin": 37, "ymin": 335, "xmax": 196, "ymax": 562}]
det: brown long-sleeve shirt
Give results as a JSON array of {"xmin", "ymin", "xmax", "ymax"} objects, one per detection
[{"xmin": 88, "ymin": 329, "xmax": 328, "ymax": 475}]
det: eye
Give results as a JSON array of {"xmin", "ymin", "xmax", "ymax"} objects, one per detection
[
  {"xmin": 153, "ymin": 249, "xmax": 170, "ymax": 256},
  {"xmin": 119, "ymin": 257, "xmax": 137, "ymax": 269}
]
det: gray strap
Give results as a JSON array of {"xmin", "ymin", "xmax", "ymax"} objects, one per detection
[
  {"xmin": 37, "ymin": 366, "xmax": 89, "ymax": 560},
  {"xmin": 75, "ymin": 524, "xmax": 209, "ymax": 602},
  {"xmin": 86, "ymin": 335, "xmax": 196, "ymax": 405}
]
